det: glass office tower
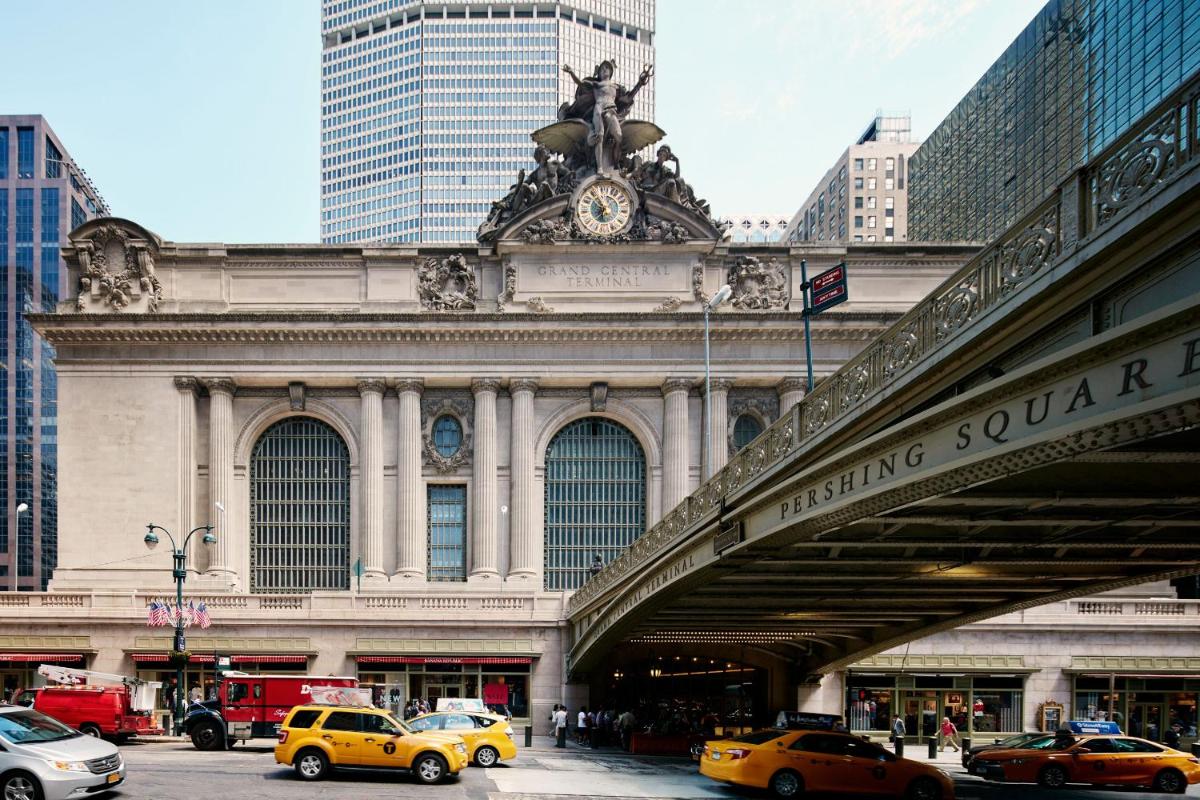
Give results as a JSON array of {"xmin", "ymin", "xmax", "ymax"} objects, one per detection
[
  {"xmin": 0, "ymin": 116, "xmax": 107, "ymax": 589},
  {"xmin": 909, "ymin": 0, "xmax": 1200, "ymax": 243},
  {"xmin": 320, "ymin": 1, "xmax": 655, "ymax": 244}
]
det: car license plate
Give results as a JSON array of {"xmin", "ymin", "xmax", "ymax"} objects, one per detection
[{"xmin": 107, "ymin": 773, "xmax": 120, "ymax": 784}]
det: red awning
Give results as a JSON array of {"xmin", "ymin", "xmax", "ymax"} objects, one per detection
[
  {"xmin": 0, "ymin": 653, "xmax": 85, "ymax": 663},
  {"xmin": 356, "ymin": 656, "xmax": 532, "ymax": 665},
  {"xmin": 131, "ymin": 653, "xmax": 307, "ymax": 664}
]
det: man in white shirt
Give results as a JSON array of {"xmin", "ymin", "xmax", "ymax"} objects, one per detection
[
  {"xmin": 553, "ymin": 704, "xmax": 568, "ymax": 748},
  {"xmin": 577, "ymin": 706, "xmax": 590, "ymax": 746}
]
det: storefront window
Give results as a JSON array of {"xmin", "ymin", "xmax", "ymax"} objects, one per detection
[
  {"xmin": 1170, "ymin": 692, "xmax": 1198, "ymax": 738},
  {"xmin": 972, "ymin": 690, "xmax": 1022, "ymax": 733},
  {"xmin": 848, "ymin": 687, "xmax": 892, "ymax": 731}
]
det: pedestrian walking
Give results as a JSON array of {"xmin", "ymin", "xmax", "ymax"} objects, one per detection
[
  {"xmin": 619, "ymin": 708, "xmax": 636, "ymax": 751},
  {"xmin": 554, "ymin": 704, "xmax": 569, "ymax": 748},
  {"xmin": 939, "ymin": 717, "xmax": 960, "ymax": 752},
  {"xmin": 891, "ymin": 714, "xmax": 906, "ymax": 749},
  {"xmin": 577, "ymin": 706, "xmax": 590, "ymax": 745}
]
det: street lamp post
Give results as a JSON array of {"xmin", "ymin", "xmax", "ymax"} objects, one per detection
[
  {"xmin": 704, "ymin": 284, "xmax": 733, "ymax": 478},
  {"xmin": 144, "ymin": 523, "xmax": 216, "ymax": 735}
]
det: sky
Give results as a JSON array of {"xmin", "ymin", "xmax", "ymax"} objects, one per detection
[{"xmin": 0, "ymin": 0, "xmax": 1046, "ymax": 242}]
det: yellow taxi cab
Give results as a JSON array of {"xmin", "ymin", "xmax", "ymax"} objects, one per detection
[
  {"xmin": 968, "ymin": 731, "xmax": 1200, "ymax": 793},
  {"xmin": 274, "ymin": 704, "xmax": 469, "ymax": 783},
  {"xmin": 406, "ymin": 710, "xmax": 518, "ymax": 766},
  {"xmin": 699, "ymin": 728, "xmax": 954, "ymax": 799}
]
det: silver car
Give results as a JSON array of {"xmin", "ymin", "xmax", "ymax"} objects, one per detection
[{"xmin": 0, "ymin": 705, "xmax": 125, "ymax": 800}]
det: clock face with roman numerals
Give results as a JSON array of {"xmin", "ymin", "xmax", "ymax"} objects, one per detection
[{"xmin": 575, "ymin": 180, "xmax": 634, "ymax": 236}]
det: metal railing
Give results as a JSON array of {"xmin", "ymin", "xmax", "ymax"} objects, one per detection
[{"xmin": 568, "ymin": 69, "xmax": 1200, "ymax": 617}]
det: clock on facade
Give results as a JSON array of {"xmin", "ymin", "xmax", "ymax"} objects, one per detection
[{"xmin": 574, "ymin": 180, "xmax": 635, "ymax": 236}]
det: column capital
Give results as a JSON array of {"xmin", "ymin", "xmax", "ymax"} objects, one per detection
[
  {"xmin": 471, "ymin": 377, "xmax": 503, "ymax": 395},
  {"xmin": 704, "ymin": 378, "xmax": 736, "ymax": 395},
  {"xmin": 173, "ymin": 376, "xmax": 200, "ymax": 394},
  {"xmin": 661, "ymin": 377, "xmax": 695, "ymax": 396},
  {"xmin": 201, "ymin": 377, "xmax": 236, "ymax": 396},
  {"xmin": 356, "ymin": 378, "xmax": 387, "ymax": 396},
  {"xmin": 777, "ymin": 376, "xmax": 809, "ymax": 395},
  {"xmin": 509, "ymin": 378, "xmax": 539, "ymax": 395},
  {"xmin": 394, "ymin": 378, "xmax": 425, "ymax": 395}
]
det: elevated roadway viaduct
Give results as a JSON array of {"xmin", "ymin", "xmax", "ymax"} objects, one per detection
[{"xmin": 566, "ymin": 77, "xmax": 1200, "ymax": 699}]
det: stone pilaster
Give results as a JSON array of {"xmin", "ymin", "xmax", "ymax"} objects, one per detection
[
  {"xmin": 507, "ymin": 379, "xmax": 539, "ymax": 581},
  {"xmin": 705, "ymin": 378, "xmax": 735, "ymax": 478},
  {"xmin": 394, "ymin": 379, "xmax": 425, "ymax": 580},
  {"xmin": 174, "ymin": 377, "xmax": 200, "ymax": 573},
  {"xmin": 778, "ymin": 376, "xmax": 808, "ymax": 414},
  {"xmin": 471, "ymin": 378, "xmax": 502, "ymax": 580},
  {"xmin": 357, "ymin": 379, "xmax": 387, "ymax": 581},
  {"xmin": 661, "ymin": 378, "xmax": 693, "ymax": 512},
  {"xmin": 202, "ymin": 378, "xmax": 236, "ymax": 581}
]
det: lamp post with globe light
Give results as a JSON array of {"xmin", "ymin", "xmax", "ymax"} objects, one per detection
[
  {"xmin": 704, "ymin": 284, "xmax": 733, "ymax": 478},
  {"xmin": 143, "ymin": 523, "xmax": 215, "ymax": 735}
]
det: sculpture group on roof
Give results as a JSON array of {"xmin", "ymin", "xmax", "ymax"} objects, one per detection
[{"xmin": 477, "ymin": 59, "xmax": 718, "ymax": 242}]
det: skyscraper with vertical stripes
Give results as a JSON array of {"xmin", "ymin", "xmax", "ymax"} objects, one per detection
[{"xmin": 320, "ymin": 0, "xmax": 655, "ymax": 244}]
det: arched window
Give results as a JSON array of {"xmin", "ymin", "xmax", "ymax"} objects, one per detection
[
  {"xmin": 250, "ymin": 416, "xmax": 350, "ymax": 593},
  {"xmin": 544, "ymin": 417, "xmax": 645, "ymax": 591},
  {"xmin": 432, "ymin": 415, "xmax": 463, "ymax": 457},
  {"xmin": 733, "ymin": 414, "xmax": 764, "ymax": 451}
]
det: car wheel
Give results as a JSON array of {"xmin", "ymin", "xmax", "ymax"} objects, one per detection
[
  {"xmin": 413, "ymin": 753, "xmax": 448, "ymax": 784},
  {"xmin": 1153, "ymin": 768, "xmax": 1187, "ymax": 794},
  {"xmin": 1, "ymin": 771, "xmax": 43, "ymax": 800},
  {"xmin": 79, "ymin": 723, "xmax": 102, "ymax": 738},
  {"xmin": 190, "ymin": 720, "xmax": 224, "ymax": 751},
  {"xmin": 769, "ymin": 769, "xmax": 804, "ymax": 798},
  {"xmin": 293, "ymin": 748, "xmax": 330, "ymax": 781},
  {"xmin": 474, "ymin": 745, "xmax": 500, "ymax": 767},
  {"xmin": 1037, "ymin": 763, "xmax": 1068, "ymax": 789},
  {"xmin": 906, "ymin": 776, "xmax": 942, "ymax": 800}
]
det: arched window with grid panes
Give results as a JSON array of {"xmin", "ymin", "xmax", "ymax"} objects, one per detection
[
  {"xmin": 249, "ymin": 416, "xmax": 350, "ymax": 593},
  {"xmin": 543, "ymin": 417, "xmax": 646, "ymax": 591}
]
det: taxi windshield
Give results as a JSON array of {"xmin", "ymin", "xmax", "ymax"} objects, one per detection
[
  {"xmin": 385, "ymin": 713, "xmax": 414, "ymax": 733},
  {"xmin": 729, "ymin": 730, "xmax": 788, "ymax": 745},
  {"xmin": 1045, "ymin": 736, "xmax": 1081, "ymax": 751},
  {"xmin": 1017, "ymin": 735, "xmax": 1057, "ymax": 749}
]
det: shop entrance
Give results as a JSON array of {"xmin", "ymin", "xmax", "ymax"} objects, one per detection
[
  {"xmin": 1130, "ymin": 701, "xmax": 1165, "ymax": 741},
  {"xmin": 901, "ymin": 691, "xmax": 971, "ymax": 742}
]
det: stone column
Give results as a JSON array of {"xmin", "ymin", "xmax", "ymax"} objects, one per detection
[
  {"xmin": 174, "ymin": 377, "xmax": 200, "ymax": 573},
  {"xmin": 470, "ymin": 378, "xmax": 502, "ymax": 580},
  {"xmin": 357, "ymin": 379, "xmax": 387, "ymax": 580},
  {"xmin": 661, "ymin": 378, "xmax": 693, "ymax": 512},
  {"xmin": 394, "ymin": 379, "xmax": 425, "ymax": 580},
  {"xmin": 202, "ymin": 378, "xmax": 236, "ymax": 580},
  {"xmin": 778, "ymin": 376, "xmax": 808, "ymax": 414},
  {"xmin": 704, "ymin": 378, "xmax": 735, "ymax": 478},
  {"xmin": 507, "ymin": 379, "xmax": 538, "ymax": 581}
]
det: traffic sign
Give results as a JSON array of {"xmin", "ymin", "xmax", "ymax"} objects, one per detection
[{"xmin": 809, "ymin": 263, "xmax": 848, "ymax": 313}]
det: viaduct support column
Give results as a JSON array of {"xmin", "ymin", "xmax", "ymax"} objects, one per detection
[
  {"xmin": 203, "ymin": 378, "xmax": 236, "ymax": 582},
  {"xmin": 661, "ymin": 378, "xmax": 693, "ymax": 512},
  {"xmin": 357, "ymin": 379, "xmax": 387, "ymax": 580},
  {"xmin": 471, "ymin": 378, "xmax": 502, "ymax": 581},
  {"xmin": 507, "ymin": 379, "xmax": 539, "ymax": 582},
  {"xmin": 394, "ymin": 379, "xmax": 425, "ymax": 581}
]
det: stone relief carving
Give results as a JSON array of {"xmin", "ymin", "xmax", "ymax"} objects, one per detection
[
  {"xmin": 652, "ymin": 296, "xmax": 683, "ymax": 313},
  {"xmin": 288, "ymin": 381, "xmax": 307, "ymax": 411},
  {"xmin": 692, "ymin": 264, "xmax": 710, "ymax": 305},
  {"xmin": 418, "ymin": 253, "xmax": 477, "ymax": 311},
  {"xmin": 75, "ymin": 223, "xmax": 162, "ymax": 313},
  {"xmin": 526, "ymin": 296, "xmax": 555, "ymax": 313},
  {"xmin": 496, "ymin": 262, "xmax": 517, "ymax": 312},
  {"xmin": 421, "ymin": 393, "xmax": 474, "ymax": 474},
  {"xmin": 728, "ymin": 256, "xmax": 790, "ymax": 310}
]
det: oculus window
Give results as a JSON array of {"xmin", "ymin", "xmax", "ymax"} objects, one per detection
[
  {"xmin": 732, "ymin": 414, "xmax": 764, "ymax": 451},
  {"xmin": 432, "ymin": 414, "xmax": 463, "ymax": 457}
]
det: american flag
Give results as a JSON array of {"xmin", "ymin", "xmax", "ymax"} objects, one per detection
[
  {"xmin": 174, "ymin": 602, "xmax": 192, "ymax": 629},
  {"xmin": 195, "ymin": 601, "xmax": 211, "ymax": 629},
  {"xmin": 147, "ymin": 600, "xmax": 170, "ymax": 627}
]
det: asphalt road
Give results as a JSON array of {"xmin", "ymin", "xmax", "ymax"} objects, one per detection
[{"xmin": 81, "ymin": 741, "xmax": 1200, "ymax": 800}]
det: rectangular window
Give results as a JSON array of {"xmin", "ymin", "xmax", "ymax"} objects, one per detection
[
  {"xmin": 867, "ymin": 197, "xmax": 877, "ymax": 209},
  {"xmin": 885, "ymin": 197, "xmax": 894, "ymax": 209},
  {"xmin": 885, "ymin": 207, "xmax": 895, "ymax": 218},
  {"xmin": 854, "ymin": 177, "xmax": 863, "ymax": 189},
  {"xmin": 867, "ymin": 158, "xmax": 877, "ymax": 170},
  {"xmin": 867, "ymin": 216, "xmax": 877, "ymax": 228},
  {"xmin": 428, "ymin": 485, "xmax": 466, "ymax": 581},
  {"xmin": 854, "ymin": 216, "xmax": 863, "ymax": 228},
  {"xmin": 853, "ymin": 158, "xmax": 863, "ymax": 171},
  {"xmin": 0, "ymin": 127, "xmax": 7, "ymax": 179},
  {"xmin": 868, "ymin": 178, "xmax": 877, "ymax": 190},
  {"xmin": 884, "ymin": 234, "xmax": 894, "ymax": 242},
  {"xmin": 17, "ymin": 127, "xmax": 34, "ymax": 178},
  {"xmin": 853, "ymin": 235, "xmax": 863, "ymax": 242},
  {"xmin": 45, "ymin": 137, "xmax": 62, "ymax": 179},
  {"xmin": 71, "ymin": 197, "xmax": 86, "ymax": 231},
  {"xmin": 885, "ymin": 157, "xmax": 895, "ymax": 172},
  {"xmin": 854, "ymin": 196, "xmax": 863, "ymax": 209},
  {"xmin": 885, "ymin": 177, "xmax": 895, "ymax": 190},
  {"xmin": 867, "ymin": 234, "xmax": 876, "ymax": 241}
]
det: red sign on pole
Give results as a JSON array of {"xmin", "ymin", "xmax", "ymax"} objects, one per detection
[{"xmin": 809, "ymin": 263, "xmax": 849, "ymax": 313}]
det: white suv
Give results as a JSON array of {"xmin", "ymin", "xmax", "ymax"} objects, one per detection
[{"xmin": 0, "ymin": 705, "xmax": 125, "ymax": 800}]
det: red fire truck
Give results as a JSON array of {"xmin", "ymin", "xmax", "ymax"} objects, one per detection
[
  {"xmin": 24, "ymin": 665, "xmax": 164, "ymax": 741},
  {"xmin": 183, "ymin": 673, "xmax": 359, "ymax": 750}
]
